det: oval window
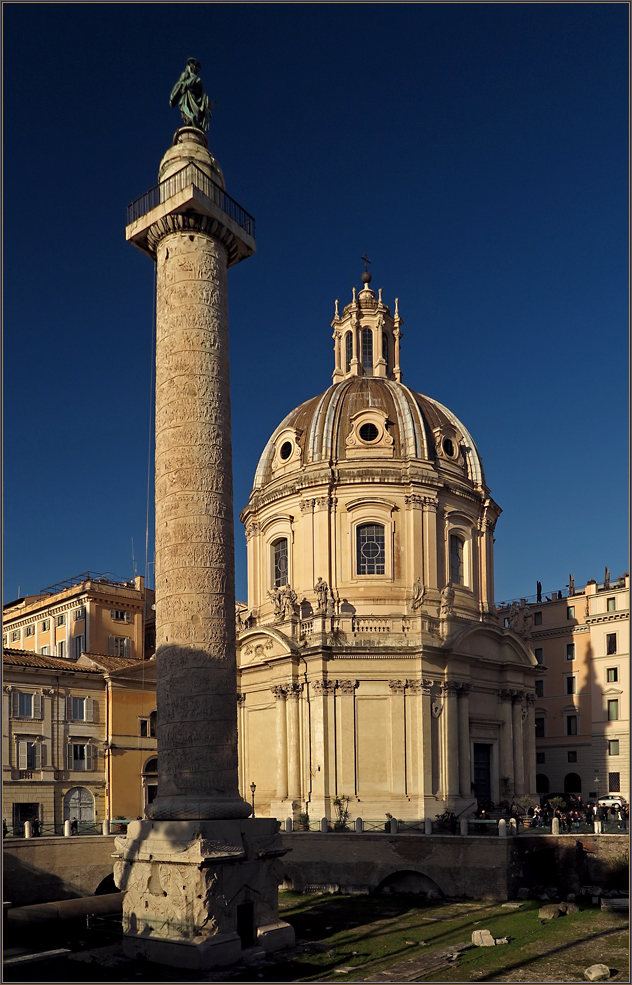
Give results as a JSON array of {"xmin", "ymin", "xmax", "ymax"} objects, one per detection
[
  {"xmin": 359, "ymin": 423, "xmax": 379, "ymax": 443},
  {"xmin": 443, "ymin": 438, "xmax": 455, "ymax": 457},
  {"xmin": 280, "ymin": 441, "xmax": 293, "ymax": 461}
]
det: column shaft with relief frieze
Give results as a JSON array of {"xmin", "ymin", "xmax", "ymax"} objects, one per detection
[
  {"xmin": 286, "ymin": 683, "xmax": 302, "ymax": 802},
  {"xmin": 511, "ymin": 691, "xmax": 525, "ymax": 797},
  {"xmin": 458, "ymin": 684, "xmax": 471, "ymax": 798},
  {"xmin": 272, "ymin": 686, "xmax": 288, "ymax": 801},
  {"xmin": 441, "ymin": 681, "xmax": 460, "ymax": 798}
]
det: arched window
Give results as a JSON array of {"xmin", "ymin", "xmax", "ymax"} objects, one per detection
[
  {"xmin": 536, "ymin": 773, "xmax": 549, "ymax": 794},
  {"xmin": 142, "ymin": 758, "xmax": 158, "ymax": 809},
  {"xmin": 357, "ymin": 523, "xmax": 385, "ymax": 575},
  {"xmin": 449, "ymin": 534, "xmax": 464, "ymax": 585},
  {"xmin": 564, "ymin": 772, "xmax": 581, "ymax": 793},
  {"xmin": 272, "ymin": 538, "xmax": 289, "ymax": 587},
  {"xmin": 361, "ymin": 327, "xmax": 373, "ymax": 373},
  {"xmin": 382, "ymin": 331, "xmax": 388, "ymax": 371},
  {"xmin": 345, "ymin": 332, "xmax": 353, "ymax": 373}
]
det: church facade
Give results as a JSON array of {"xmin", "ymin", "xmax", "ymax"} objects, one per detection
[{"xmin": 236, "ymin": 272, "xmax": 538, "ymax": 822}]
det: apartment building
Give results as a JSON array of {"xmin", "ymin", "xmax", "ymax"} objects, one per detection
[
  {"xmin": 498, "ymin": 571, "xmax": 629, "ymax": 803},
  {"xmin": 2, "ymin": 571, "xmax": 155, "ymax": 662},
  {"xmin": 2, "ymin": 647, "xmax": 157, "ymax": 833}
]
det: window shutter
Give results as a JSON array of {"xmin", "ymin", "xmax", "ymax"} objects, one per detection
[
  {"xmin": 33, "ymin": 693, "xmax": 42, "ymax": 719},
  {"xmin": 86, "ymin": 744, "xmax": 93, "ymax": 771},
  {"xmin": 108, "ymin": 636, "xmax": 116, "ymax": 656},
  {"xmin": 11, "ymin": 691, "xmax": 19, "ymax": 717},
  {"xmin": 85, "ymin": 696, "xmax": 93, "ymax": 722},
  {"xmin": 58, "ymin": 694, "xmax": 65, "ymax": 721},
  {"xmin": 124, "ymin": 638, "xmax": 132, "ymax": 658},
  {"xmin": 67, "ymin": 744, "xmax": 73, "ymax": 770},
  {"xmin": 67, "ymin": 695, "xmax": 74, "ymax": 720},
  {"xmin": 39, "ymin": 743, "xmax": 46, "ymax": 768},
  {"xmin": 34, "ymin": 743, "xmax": 41, "ymax": 770},
  {"xmin": 18, "ymin": 742, "xmax": 27, "ymax": 770}
]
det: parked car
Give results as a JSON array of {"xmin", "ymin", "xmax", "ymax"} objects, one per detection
[{"xmin": 598, "ymin": 795, "xmax": 627, "ymax": 809}]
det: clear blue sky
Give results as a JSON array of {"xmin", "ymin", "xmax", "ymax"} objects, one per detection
[{"xmin": 3, "ymin": 4, "xmax": 628, "ymax": 607}]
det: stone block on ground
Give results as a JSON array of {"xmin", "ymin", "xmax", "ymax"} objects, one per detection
[
  {"xmin": 502, "ymin": 901, "xmax": 522, "ymax": 908},
  {"xmin": 584, "ymin": 964, "xmax": 610, "ymax": 981},
  {"xmin": 472, "ymin": 929, "xmax": 495, "ymax": 946},
  {"xmin": 539, "ymin": 902, "xmax": 579, "ymax": 919}
]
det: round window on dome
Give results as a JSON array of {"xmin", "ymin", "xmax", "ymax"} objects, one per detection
[
  {"xmin": 443, "ymin": 438, "xmax": 455, "ymax": 458},
  {"xmin": 359, "ymin": 423, "xmax": 380, "ymax": 443},
  {"xmin": 280, "ymin": 441, "xmax": 293, "ymax": 461}
]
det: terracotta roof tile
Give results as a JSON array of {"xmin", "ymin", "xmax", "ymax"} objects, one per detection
[
  {"xmin": 2, "ymin": 648, "xmax": 101, "ymax": 672},
  {"xmin": 78, "ymin": 653, "xmax": 147, "ymax": 673}
]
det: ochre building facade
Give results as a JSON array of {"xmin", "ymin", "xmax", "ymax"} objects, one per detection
[{"xmin": 237, "ymin": 275, "xmax": 538, "ymax": 823}]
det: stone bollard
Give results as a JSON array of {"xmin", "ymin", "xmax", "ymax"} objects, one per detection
[
  {"xmin": 389, "ymin": 817, "xmax": 398, "ymax": 834},
  {"xmin": 498, "ymin": 818, "xmax": 507, "ymax": 838},
  {"xmin": 460, "ymin": 817, "xmax": 469, "ymax": 836},
  {"xmin": 23, "ymin": 821, "xmax": 32, "ymax": 839},
  {"xmin": 102, "ymin": 819, "xmax": 110, "ymax": 836},
  {"xmin": 593, "ymin": 820, "xmax": 602, "ymax": 835},
  {"xmin": 64, "ymin": 819, "xmax": 71, "ymax": 837},
  {"xmin": 320, "ymin": 817, "xmax": 328, "ymax": 833},
  {"xmin": 424, "ymin": 817, "xmax": 432, "ymax": 835},
  {"xmin": 355, "ymin": 817, "xmax": 363, "ymax": 834},
  {"xmin": 285, "ymin": 818, "xmax": 292, "ymax": 833},
  {"xmin": 552, "ymin": 817, "xmax": 560, "ymax": 835}
]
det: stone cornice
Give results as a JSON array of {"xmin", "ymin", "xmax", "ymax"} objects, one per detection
[{"xmin": 587, "ymin": 611, "xmax": 629, "ymax": 626}]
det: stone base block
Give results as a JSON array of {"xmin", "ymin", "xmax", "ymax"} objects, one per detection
[
  {"xmin": 257, "ymin": 921, "xmax": 296, "ymax": 953},
  {"xmin": 122, "ymin": 932, "xmax": 241, "ymax": 970},
  {"xmin": 114, "ymin": 819, "xmax": 292, "ymax": 971}
]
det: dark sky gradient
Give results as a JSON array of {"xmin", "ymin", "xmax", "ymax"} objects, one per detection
[{"xmin": 3, "ymin": 4, "xmax": 628, "ymax": 605}]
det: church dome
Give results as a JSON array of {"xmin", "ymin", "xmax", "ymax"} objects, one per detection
[{"xmin": 253, "ymin": 376, "xmax": 485, "ymax": 492}]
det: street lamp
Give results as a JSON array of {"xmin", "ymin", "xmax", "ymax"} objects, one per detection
[{"xmin": 250, "ymin": 781, "xmax": 256, "ymax": 818}]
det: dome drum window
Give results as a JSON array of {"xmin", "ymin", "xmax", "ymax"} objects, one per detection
[
  {"xmin": 434, "ymin": 426, "xmax": 463, "ymax": 466},
  {"xmin": 444, "ymin": 515, "xmax": 474, "ymax": 590},
  {"xmin": 346, "ymin": 409, "xmax": 394, "ymax": 459},
  {"xmin": 271, "ymin": 427, "xmax": 303, "ymax": 474}
]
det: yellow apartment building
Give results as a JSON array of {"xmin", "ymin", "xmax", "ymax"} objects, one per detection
[
  {"xmin": 2, "ymin": 571, "xmax": 155, "ymax": 662},
  {"xmin": 2, "ymin": 648, "xmax": 156, "ymax": 834},
  {"xmin": 498, "ymin": 571, "xmax": 629, "ymax": 803}
]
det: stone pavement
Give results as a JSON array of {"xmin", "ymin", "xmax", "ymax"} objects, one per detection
[{"xmin": 358, "ymin": 941, "xmax": 473, "ymax": 982}]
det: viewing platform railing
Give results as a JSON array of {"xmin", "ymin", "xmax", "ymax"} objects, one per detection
[{"xmin": 126, "ymin": 162, "xmax": 255, "ymax": 238}]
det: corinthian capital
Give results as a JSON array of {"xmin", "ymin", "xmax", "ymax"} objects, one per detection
[
  {"xmin": 286, "ymin": 682, "xmax": 304, "ymax": 699},
  {"xmin": 271, "ymin": 685, "xmax": 287, "ymax": 700},
  {"xmin": 337, "ymin": 679, "xmax": 358, "ymax": 695},
  {"xmin": 389, "ymin": 680, "xmax": 406, "ymax": 694},
  {"xmin": 311, "ymin": 679, "xmax": 336, "ymax": 696}
]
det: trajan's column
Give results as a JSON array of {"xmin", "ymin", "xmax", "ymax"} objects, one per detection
[{"xmin": 113, "ymin": 60, "xmax": 294, "ymax": 970}]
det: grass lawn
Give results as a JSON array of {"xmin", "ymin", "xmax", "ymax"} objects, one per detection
[{"xmin": 234, "ymin": 892, "xmax": 629, "ymax": 983}]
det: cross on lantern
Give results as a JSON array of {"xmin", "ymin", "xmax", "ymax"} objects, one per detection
[{"xmin": 361, "ymin": 253, "xmax": 371, "ymax": 272}]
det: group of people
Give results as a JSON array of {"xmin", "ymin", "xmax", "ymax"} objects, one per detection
[{"xmin": 529, "ymin": 799, "xmax": 628, "ymax": 831}]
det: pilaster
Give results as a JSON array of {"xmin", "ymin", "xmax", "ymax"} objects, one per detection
[{"xmin": 388, "ymin": 681, "xmax": 407, "ymax": 796}]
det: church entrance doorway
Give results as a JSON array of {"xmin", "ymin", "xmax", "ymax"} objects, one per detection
[{"xmin": 473, "ymin": 744, "xmax": 492, "ymax": 802}]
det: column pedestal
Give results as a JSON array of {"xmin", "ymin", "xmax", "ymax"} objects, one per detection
[{"xmin": 115, "ymin": 819, "xmax": 294, "ymax": 969}]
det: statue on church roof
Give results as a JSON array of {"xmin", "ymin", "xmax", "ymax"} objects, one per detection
[{"xmin": 170, "ymin": 58, "xmax": 212, "ymax": 132}]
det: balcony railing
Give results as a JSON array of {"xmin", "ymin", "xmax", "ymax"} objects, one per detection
[{"xmin": 127, "ymin": 162, "xmax": 255, "ymax": 238}]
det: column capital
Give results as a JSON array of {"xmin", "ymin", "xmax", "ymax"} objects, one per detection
[
  {"xmin": 389, "ymin": 679, "xmax": 407, "ymax": 694},
  {"xmin": 245, "ymin": 521, "xmax": 260, "ymax": 541},
  {"xmin": 458, "ymin": 683, "xmax": 472, "ymax": 696},
  {"xmin": 498, "ymin": 688, "xmax": 513, "ymax": 702},
  {"xmin": 286, "ymin": 682, "xmax": 304, "ymax": 699},
  {"xmin": 337, "ymin": 679, "xmax": 358, "ymax": 695},
  {"xmin": 440, "ymin": 680, "xmax": 461, "ymax": 694},
  {"xmin": 236, "ymin": 693, "xmax": 246, "ymax": 706},
  {"xmin": 406, "ymin": 678, "xmax": 434, "ymax": 694},
  {"xmin": 311, "ymin": 679, "xmax": 336, "ymax": 696},
  {"xmin": 271, "ymin": 685, "xmax": 287, "ymax": 700},
  {"xmin": 510, "ymin": 689, "xmax": 525, "ymax": 703},
  {"xmin": 525, "ymin": 692, "xmax": 536, "ymax": 705},
  {"xmin": 404, "ymin": 494, "xmax": 424, "ymax": 510}
]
